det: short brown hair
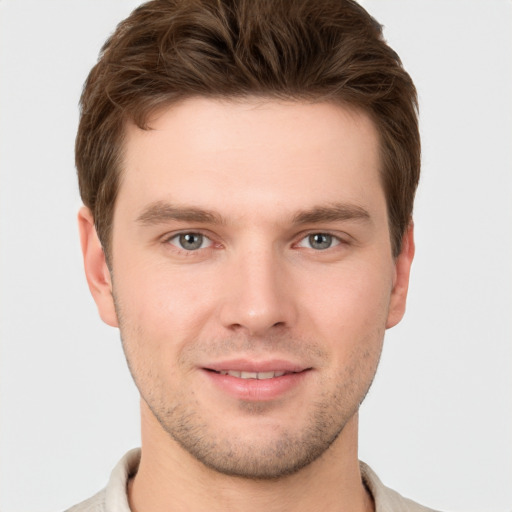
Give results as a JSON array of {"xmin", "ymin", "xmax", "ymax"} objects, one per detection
[{"xmin": 76, "ymin": 0, "xmax": 420, "ymax": 260}]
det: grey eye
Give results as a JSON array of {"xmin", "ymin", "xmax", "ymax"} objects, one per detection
[
  {"xmin": 308, "ymin": 233, "xmax": 334, "ymax": 250},
  {"xmin": 177, "ymin": 233, "xmax": 205, "ymax": 250}
]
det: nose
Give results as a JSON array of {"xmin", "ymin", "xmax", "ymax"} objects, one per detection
[{"xmin": 219, "ymin": 245, "xmax": 298, "ymax": 336}]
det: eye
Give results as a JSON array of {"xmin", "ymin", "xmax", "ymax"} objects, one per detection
[
  {"xmin": 297, "ymin": 233, "xmax": 340, "ymax": 250},
  {"xmin": 168, "ymin": 232, "xmax": 212, "ymax": 251}
]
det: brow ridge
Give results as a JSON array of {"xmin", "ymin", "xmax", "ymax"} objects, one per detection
[
  {"xmin": 292, "ymin": 203, "xmax": 371, "ymax": 225},
  {"xmin": 136, "ymin": 201, "xmax": 225, "ymax": 225},
  {"xmin": 136, "ymin": 201, "xmax": 371, "ymax": 227}
]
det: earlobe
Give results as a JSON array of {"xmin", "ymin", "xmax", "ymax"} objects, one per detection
[
  {"xmin": 78, "ymin": 207, "xmax": 119, "ymax": 327},
  {"xmin": 386, "ymin": 223, "xmax": 415, "ymax": 329}
]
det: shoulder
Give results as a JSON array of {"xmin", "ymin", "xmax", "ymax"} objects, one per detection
[
  {"xmin": 360, "ymin": 461, "xmax": 441, "ymax": 512},
  {"xmin": 63, "ymin": 449, "xmax": 140, "ymax": 512},
  {"xmin": 64, "ymin": 489, "xmax": 107, "ymax": 512}
]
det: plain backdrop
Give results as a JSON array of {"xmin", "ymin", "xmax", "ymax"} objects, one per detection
[{"xmin": 0, "ymin": 1, "xmax": 511, "ymax": 511}]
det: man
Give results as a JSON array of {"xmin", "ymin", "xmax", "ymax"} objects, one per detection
[{"xmin": 69, "ymin": 0, "xmax": 431, "ymax": 510}]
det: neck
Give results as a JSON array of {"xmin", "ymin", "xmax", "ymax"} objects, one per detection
[{"xmin": 128, "ymin": 403, "xmax": 374, "ymax": 512}]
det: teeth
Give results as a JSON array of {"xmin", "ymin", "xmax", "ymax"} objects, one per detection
[
  {"xmin": 256, "ymin": 371, "xmax": 275, "ymax": 379},
  {"xmin": 219, "ymin": 370, "xmax": 287, "ymax": 379}
]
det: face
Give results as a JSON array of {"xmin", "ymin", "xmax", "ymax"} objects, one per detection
[{"xmin": 80, "ymin": 98, "xmax": 413, "ymax": 479}]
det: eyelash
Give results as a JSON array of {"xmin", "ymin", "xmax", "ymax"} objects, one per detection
[
  {"xmin": 163, "ymin": 230, "xmax": 349, "ymax": 255},
  {"xmin": 164, "ymin": 231, "xmax": 216, "ymax": 254},
  {"xmin": 296, "ymin": 232, "xmax": 342, "ymax": 250}
]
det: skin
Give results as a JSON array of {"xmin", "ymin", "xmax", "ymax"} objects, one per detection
[{"xmin": 79, "ymin": 98, "xmax": 414, "ymax": 512}]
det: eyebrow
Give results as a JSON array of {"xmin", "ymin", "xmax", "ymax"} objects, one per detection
[
  {"xmin": 292, "ymin": 203, "xmax": 372, "ymax": 225},
  {"xmin": 136, "ymin": 201, "xmax": 371, "ymax": 227},
  {"xmin": 136, "ymin": 201, "xmax": 226, "ymax": 226}
]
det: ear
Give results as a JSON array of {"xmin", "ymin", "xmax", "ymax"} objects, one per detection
[
  {"xmin": 78, "ymin": 206, "xmax": 119, "ymax": 327},
  {"xmin": 386, "ymin": 222, "xmax": 415, "ymax": 329}
]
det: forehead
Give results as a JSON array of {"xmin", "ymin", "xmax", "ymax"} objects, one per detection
[{"xmin": 118, "ymin": 97, "xmax": 384, "ymax": 222}]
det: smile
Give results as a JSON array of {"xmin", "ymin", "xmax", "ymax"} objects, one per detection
[
  {"xmin": 203, "ymin": 364, "xmax": 311, "ymax": 401},
  {"xmin": 213, "ymin": 370, "xmax": 290, "ymax": 379}
]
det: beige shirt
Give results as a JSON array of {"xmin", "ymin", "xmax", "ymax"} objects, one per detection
[{"xmin": 65, "ymin": 448, "xmax": 439, "ymax": 512}]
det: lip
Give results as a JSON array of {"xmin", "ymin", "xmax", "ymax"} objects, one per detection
[
  {"xmin": 204, "ymin": 358, "xmax": 308, "ymax": 374},
  {"xmin": 201, "ymin": 359, "xmax": 312, "ymax": 401}
]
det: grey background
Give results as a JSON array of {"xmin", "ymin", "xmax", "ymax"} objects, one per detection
[{"xmin": 1, "ymin": 1, "xmax": 511, "ymax": 511}]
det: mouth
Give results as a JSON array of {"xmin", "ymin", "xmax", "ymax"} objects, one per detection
[
  {"xmin": 207, "ymin": 369, "xmax": 295, "ymax": 379},
  {"xmin": 202, "ymin": 361, "xmax": 312, "ymax": 401}
]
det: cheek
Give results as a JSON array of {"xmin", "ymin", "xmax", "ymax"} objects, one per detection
[
  {"xmin": 113, "ymin": 263, "xmax": 219, "ymax": 352},
  {"xmin": 306, "ymin": 267, "xmax": 388, "ymax": 404},
  {"xmin": 298, "ymin": 260, "xmax": 393, "ymax": 351}
]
